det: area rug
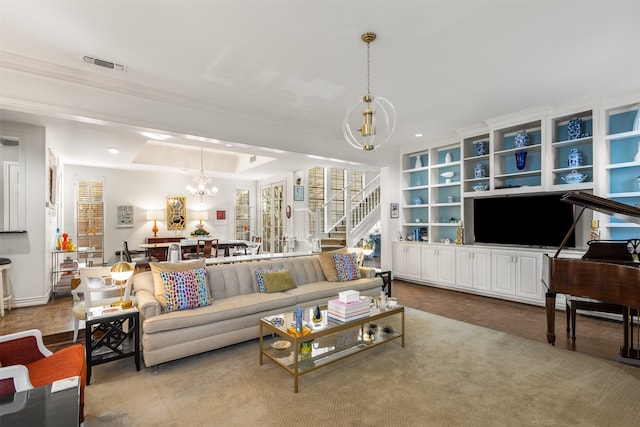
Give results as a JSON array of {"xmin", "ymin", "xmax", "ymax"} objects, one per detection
[{"xmin": 85, "ymin": 308, "xmax": 640, "ymax": 426}]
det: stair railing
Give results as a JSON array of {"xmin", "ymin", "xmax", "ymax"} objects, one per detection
[{"xmin": 314, "ymin": 173, "xmax": 381, "ymax": 248}]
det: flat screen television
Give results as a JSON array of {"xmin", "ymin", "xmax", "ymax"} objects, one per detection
[{"xmin": 472, "ymin": 193, "xmax": 576, "ymax": 248}]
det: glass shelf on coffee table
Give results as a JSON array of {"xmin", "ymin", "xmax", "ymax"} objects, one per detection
[{"xmin": 259, "ymin": 304, "xmax": 404, "ymax": 392}]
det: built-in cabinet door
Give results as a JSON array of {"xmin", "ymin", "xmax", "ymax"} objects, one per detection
[
  {"xmin": 492, "ymin": 250, "xmax": 516, "ymax": 296},
  {"xmin": 456, "ymin": 248, "xmax": 491, "ymax": 291},
  {"xmin": 421, "ymin": 246, "xmax": 438, "ymax": 282},
  {"xmin": 514, "ymin": 252, "xmax": 540, "ymax": 301},
  {"xmin": 455, "ymin": 248, "xmax": 473, "ymax": 289},
  {"xmin": 392, "ymin": 243, "xmax": 421, "ymax": 280},
  {"xmin": 421, "ymin": 245, "xmax": 455, "ymax": 285},
  {"xmin": 491, "ymin": 250, "xmax": 541, "ymax": 302},
  {"xmin": 392, "ymin": 243, "xmax": 408, "ymax": 277},
  {"xmin": 437, "ymin": 247, "xmax": 455, "ymax": 285}
]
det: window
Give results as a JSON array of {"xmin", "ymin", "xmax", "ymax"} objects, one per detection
[
  {"xmin": 308, "ymin": 166, "xmax": 324, "ymax": 236},
  {"xmin": 76, "ymin": 179, "xmax": 104, "ymax": 266},
  {"xmin": 235, "ymin": 189, "xmax": 251, "ymax": 240}
]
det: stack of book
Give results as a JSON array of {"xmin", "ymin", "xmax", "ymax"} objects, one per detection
[{"xmin": 327, "ymin": 298, "xmax": 371, "ymax": 322}]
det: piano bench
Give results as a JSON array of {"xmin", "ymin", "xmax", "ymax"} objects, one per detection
[{"xmin": 567, "ymin": 299, "xmax": 623, "ymax": 342}]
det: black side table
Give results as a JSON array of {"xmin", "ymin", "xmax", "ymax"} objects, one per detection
[
  {"xmin": 375, "ymin": 269, "xmax": 392, "ymax": 297},
  {"xmin": 85, "ymin": 308, "xmax": 140, "ymax": 385}
]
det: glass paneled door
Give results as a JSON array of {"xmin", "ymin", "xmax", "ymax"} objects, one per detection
[{"xmin": 261, "ymin": 181, "xmax": 285, "ymax": 253}]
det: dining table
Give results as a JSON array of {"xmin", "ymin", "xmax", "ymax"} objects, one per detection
[{"xmin": 139, "ymin": 239, "xmax": 251, "ymax": 258}]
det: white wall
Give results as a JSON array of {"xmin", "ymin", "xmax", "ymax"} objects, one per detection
[
  {"xmin": 62, "ymin": 165, "xmax": 257, "ymax": 265},
  {"xmin": 0, "ymin": 121, "xmax": 48, "ymax": 306}
]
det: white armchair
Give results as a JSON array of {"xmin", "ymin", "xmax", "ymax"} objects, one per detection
[{"xmin": 71, "ymin": 265, "xmax": 134, "ymax": 342}]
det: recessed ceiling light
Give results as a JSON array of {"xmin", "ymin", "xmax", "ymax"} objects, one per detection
[
  {"xmin": 415, "ymin": 133, "xmax": 423, "ymax": 137},
  {"xmin": 108, "ymin": 148, "xmax": 119, "ymax": 154}
]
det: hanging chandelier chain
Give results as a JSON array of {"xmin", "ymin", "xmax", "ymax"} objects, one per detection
[{"xmin": 366, "ymin": 40, "xmax": 371, "ymax": 97}]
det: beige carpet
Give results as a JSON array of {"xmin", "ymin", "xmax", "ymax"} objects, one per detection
[{"xmin": 85, "ymin": 308, "xmax": 640, "ymax": 426}]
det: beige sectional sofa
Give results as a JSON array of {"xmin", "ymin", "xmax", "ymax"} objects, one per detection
[{"xmin": 132, "ymin": 254, "xmax": 383, "ymax": 367}]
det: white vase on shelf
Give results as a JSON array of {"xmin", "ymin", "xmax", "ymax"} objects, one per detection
[
  {"xmin": 414, "ymin": 155, "xmax": 422, "ymax": 169},
  {"xmin": 444, "ymin": 152, "xmax": 453, "ymax": 163}
]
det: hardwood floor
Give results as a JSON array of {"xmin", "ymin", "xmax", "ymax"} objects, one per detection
[{"xmin": 0, "ymin": 279, "xmax": 632, "ymax": 363}]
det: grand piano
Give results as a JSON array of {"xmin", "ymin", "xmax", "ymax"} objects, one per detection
[{"xmin": 542, "ymin": 191, "xmax": 640, "ymax": 365}]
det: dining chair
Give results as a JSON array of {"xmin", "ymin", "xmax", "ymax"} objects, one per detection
[
  {"xmin": 71, "ymin": 265, "xmax": 134, "ymax": 342},
  {"xmin": 122, "ymin": 241, "xmax": 157, "ymax": 271},
  {"xmin": 185, "ymin": 239, "xmax": 218, "ymax": 259}
]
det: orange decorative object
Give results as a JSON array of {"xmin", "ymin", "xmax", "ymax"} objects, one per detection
[
  {"xmin": 286, "ymin": 326, "xmax": 312, "ymax": 337},
  {"xmin": 61, "ymin": 233, "xmax": 69, "ymax": 250},
  {"xmin": 152, "ymin": 220, "xmax": 159, "ymax": 237}
]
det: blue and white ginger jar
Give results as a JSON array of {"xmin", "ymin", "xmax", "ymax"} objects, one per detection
[
  {"xmin": 567, "ymin": 118, "xmax": 582, "ymax": 140},
  {"xmin": 474, "ymin": 141, "xmax": 487, "ymax": 156},
  {"xmin": 474, "ymin": 163, "xmax": 486, "ymax": 178},
  {"xmin": 567, "ymin": 148, "xmax": 583, "ymax": 167},
  {"xmin": 514, "ymin": 131, "xmax": 529, "ymax": 148}
]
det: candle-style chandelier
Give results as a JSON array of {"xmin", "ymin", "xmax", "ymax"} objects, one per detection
[{"xmin": 186, "ymin": 146, "xmax": 218, "ymax": 201}]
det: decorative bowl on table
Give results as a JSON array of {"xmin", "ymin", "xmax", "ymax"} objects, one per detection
[
  {"xmin": 561, "ymin": 170, "xmax": 587, "ymax": 184},
  {"xmin": 472, "ymin": 183, "xmax": 489, "ymax": 191}
]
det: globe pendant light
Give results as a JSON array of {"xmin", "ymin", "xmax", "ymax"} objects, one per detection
[
  {"xmin": 186, "ymin": 146, "xmax": 218, "ymax": 201},
  {"xmin": 343, "ymin": 32, "xmax": 396, "ymax": 151}
]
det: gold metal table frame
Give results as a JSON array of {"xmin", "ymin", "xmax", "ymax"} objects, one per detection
[{"xmin": 259, "ymin": 305, "xmax": 404, "ymax": 392}]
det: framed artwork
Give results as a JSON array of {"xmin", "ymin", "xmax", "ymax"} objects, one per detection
[
  {"xmin": 294, "ymin": 185, "xmax": 304, "ymax": 201},
  {"xmin": 116, "ymin": 204, "xmax": 134, "ymax": 227},
  {"xmin": 390, "ymin": 203, "xmax": 399, "ymax": 218},
  {"xmin": 166, "ymin": 196, "xmax": 186, "ymax": 230},
  {"xmin": 215, "ymin": 209, "xmax": 227, "ymax": 224}
]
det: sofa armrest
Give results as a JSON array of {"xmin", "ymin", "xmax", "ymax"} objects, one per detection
[
  {"xmin": 135, "ymin": 289, "xmax": 162, "ymax": 320},
  {"xmin": 359, "ymin": 267, "xmax": 376, "ymax": 278}
]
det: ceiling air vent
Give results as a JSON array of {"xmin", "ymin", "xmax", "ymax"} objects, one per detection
[{"xmin": 83, "ymin": 56, "xmax": 127, "ymax": 71}]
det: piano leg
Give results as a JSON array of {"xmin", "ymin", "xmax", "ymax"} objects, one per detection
[
  {"xmin": 545, "ymin": 291, "xmax": 557, "ymax": 345},
  {"xmin": 619, "ymin": 307, "xmax": 640, "ymax": 363}
]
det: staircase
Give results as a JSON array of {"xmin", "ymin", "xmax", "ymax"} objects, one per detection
[
  {"xmin": 320, "ymin": 225, "xmax": 346, "ymax": 252},
  {"xmin": 316, "ymin": 174, "xmax": 381, "ymax": 251}
]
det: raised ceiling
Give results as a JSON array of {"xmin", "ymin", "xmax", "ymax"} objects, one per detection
[{"xmin": 1, "ymin": 1, "xmax": 639, "ymax": 179}]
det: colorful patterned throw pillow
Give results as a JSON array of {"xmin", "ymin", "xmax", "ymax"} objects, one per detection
[
  {"xmin": 256, "ymin": 269, "xmax": 278, "ymax": 293},
  {"xmin": 333, "ymin": 253, "xmax": 361, "ymax": 282},
  {"xmin": 160, "ymin": 268, "xmax": 210, "ymax": 313}
]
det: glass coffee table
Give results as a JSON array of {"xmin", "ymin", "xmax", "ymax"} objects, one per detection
[{"xmin": 259, "ymin": 303, "xmax": 404, "ymax": 392}]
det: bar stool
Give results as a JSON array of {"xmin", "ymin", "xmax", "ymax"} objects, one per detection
[{"xmin": 0, "ymin": 258, "xmax": 12, "ymax": 316}]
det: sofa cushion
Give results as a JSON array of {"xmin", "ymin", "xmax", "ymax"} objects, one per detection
[
  {"xmin": 317, "ymin": 248, "xmax": 347, "ymax": 282},
  {"xmin": 161, "ymin": 268, "xmax": 211, "ymax": 313},
  {"xmin": 142, "ymin": 292, "xmax": 297, "ymax": 334},
  {"xmin": 255, "ymin": 269, "xmax": 279, "ymax": 293},
  {"xmin": 285, "ymin": 277, "xmax": 383, "ymax": 303},
  {"xmin": 150, "ymin": 259, "xmax": 206, "ymax": 309},
  {"xmin": 261, "ymin": 270, "xmax": 297, "ymax": 293},
  {"xmin": 333, "ymin": 253, "xmax": 361, "ymax": 281}
]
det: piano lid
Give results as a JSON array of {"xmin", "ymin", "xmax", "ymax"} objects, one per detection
[{"xmin": 561, "ymin": 191, "xmax": 640, "ymax": 226}]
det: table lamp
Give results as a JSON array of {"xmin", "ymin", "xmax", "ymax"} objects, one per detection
[
  {"xmin": 146, "ymin": 210, "xmax": 164, "ymax": 237},
  {"xmin": 110, "ymin": 246, "xmax": 134, "ymax": 309}
]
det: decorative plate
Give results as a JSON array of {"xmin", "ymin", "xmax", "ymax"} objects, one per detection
[{"xmin": 270, "ymin": 340, "xmax": 291, "ymax": 350}]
